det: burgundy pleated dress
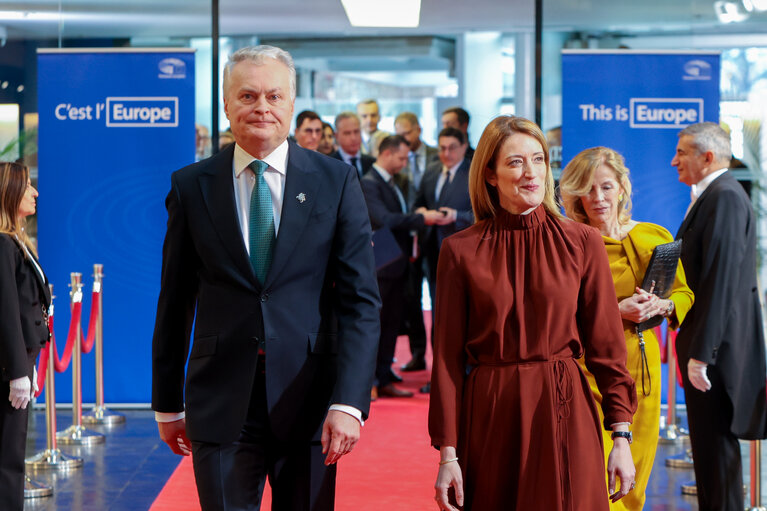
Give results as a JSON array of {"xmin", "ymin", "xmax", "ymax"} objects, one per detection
[{"xmin": 429, "ymin": 206, "xmax": 637, "ymax": 510}]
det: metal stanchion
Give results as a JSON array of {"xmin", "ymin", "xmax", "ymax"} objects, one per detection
[
  {"xmin": 659, "ymin": 328, "xmax": 688, "ymax": 444},
  {"xmin": 666, "ymin": 448, "xmax": 695, "ymax": 469},
  {"xmin": 748, "ymin": 440, "xmax": 767, "ymax": 511},
  {"xmin": 26, "ymin": 285, "xmax": 84, "ymax": 471},
  {"xmin": 56, "ymin": 273, "xmax": 105, "ymax": 446},
  {"xmin": 681, "ymin": 480, "xmax": 697, "ymax": 495},
  {"xmin": 82, "ymin": 264, "xmax": 125, "ymax": 426},
  {"xmin": 24, "ymin": 475, "xmax": 53, "ymax": 498}
]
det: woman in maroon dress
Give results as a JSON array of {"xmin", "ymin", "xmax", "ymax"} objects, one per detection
[{"xmin": 429, "ymin": 116, "xmax": 638, "ymax": 511}]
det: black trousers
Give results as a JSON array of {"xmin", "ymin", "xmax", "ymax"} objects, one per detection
[
  {"xmin": 375, "ymin": 276, "xmax": 406, "ymax": 387},
  {"xmin": 682, "ymin": 362, "xmax": 743, "ymax": 511},
  {"xmin": 192, "ymin": 363, "xmax": 336, "ymax": 511},
  {"xmin": 401, "ymin": 257, "xmax": 428, "ymax": 361},
  {"xmin": 0, "ymin": 351, "xmax": 36, "ymax": 511}
]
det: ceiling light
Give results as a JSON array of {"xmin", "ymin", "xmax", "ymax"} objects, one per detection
[
  {"xmin": 0, "ymin": 81, "xmax": 7, "ymax": 89},
  {"xmin": 0, "ymin": 11, "xmax": 63, "ymax": 21},
  {"xmin": 341, "ymin": 0, "xmax": 421, "ymax": 28},
  {"xmin": 714, "ymin": 1, "xmax": 750, "ymax": 22},
  {"xmin": 742, "ymin": 0, "xmax": 767, "ymax": 11},
  {"xmin": 16, "ymin": 85, "xmax": 23, "ymax": 93}
]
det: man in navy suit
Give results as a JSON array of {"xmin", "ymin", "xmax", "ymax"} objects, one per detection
[
  {"xmin": 151, "ymin": 45, "xmax": 381, "ymax": 510},
  {"xmin": 412, "ymin": 127, "xmax": 473, "ymax": 392},
  {"xmin": 360, "ymin": 135, "xmax": 443, "ymax": 399},
  {"xmin": 674, "ymin": 122, "xmax": 767, "ymax": 511},
  {"xmin": 330, "ymin": 112, "xmax": 375, "ymax": 178}
]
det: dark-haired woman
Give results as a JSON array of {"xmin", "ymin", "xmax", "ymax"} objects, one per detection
[{"xmin": 0, "ymin": 162, "xmax": 51, "ymax": 510}]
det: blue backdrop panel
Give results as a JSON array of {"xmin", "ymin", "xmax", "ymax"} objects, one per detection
[
  {"xmin": 562, "ymin": 51, "xmax": 720, "ymax": 405},
  {"xmin": 37, "ymin": 49, "xmax": 195, "ymax": 403},
  {"xmin": 562, "ymin": 51, "xmax": 720, "ymax": 233}
]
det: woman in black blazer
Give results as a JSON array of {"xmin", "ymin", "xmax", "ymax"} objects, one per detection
[{"xmin": 0, "ymin": 161, "xmax": 51, "ymax": 510}]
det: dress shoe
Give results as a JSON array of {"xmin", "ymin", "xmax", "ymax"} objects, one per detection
[
  {"xmin": 377, "ymin": 383, "xmax": 414, "ymax": 398},
  {"xmin": 420, "ymin": 381, "xmax": 431, "ymax": 394},
  {"xmin": 401, "ymin": 358, "xmax": 426, "ymax": 372},
  {"xmin": 388, "ymin": 369, "xmax": 403, "ymax": 383},
  {"xmin": 370, "ymin": 386, "xmax": 378, "ymax": 401}
]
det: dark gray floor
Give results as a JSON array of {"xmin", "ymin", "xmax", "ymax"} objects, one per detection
[
  {"xmin": 23, "ymin": 408, "xmax": 180, "ymax": 511},
  {"xmin": 20, "ymin": 407, "xmax": 766, "ymax": 510}
]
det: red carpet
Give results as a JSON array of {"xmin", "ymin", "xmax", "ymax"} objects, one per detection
[{"xmin": 150, "ymin": 334, "xmax": 435, "ymax": 510}]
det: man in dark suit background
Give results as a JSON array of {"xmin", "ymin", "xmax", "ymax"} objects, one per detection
[
  {"xmin": 410, "ymin": 127, "xmax": 473, "ymax": 392},
  {"xmin": 330, "ymin": 111, "xmax": 375, "ymax": 178},
  {"xmin": 441, "ymin": 106, "xmax": 475, "ymax": 161},
  {"xmin": 673, "ymin": 122, "xmax": 767, "ymax": 511},
  {"xmin": 360, "ymin": 135, "xmax": 443, "ymax": 399},
  {"xmin": 151, "ymin": 45, "xmax": 381, "ymax": 510}
]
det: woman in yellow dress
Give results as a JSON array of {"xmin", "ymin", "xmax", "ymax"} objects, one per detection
[{"xmin": 560, "ymin": 146, "xmax": 694, "ymax": 511}]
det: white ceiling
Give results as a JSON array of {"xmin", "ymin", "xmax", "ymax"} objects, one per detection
[{"xmin": 1, "ymin": 0, "xmax": 766, "ymax": 41}]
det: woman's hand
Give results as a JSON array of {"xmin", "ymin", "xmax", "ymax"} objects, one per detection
[
  {"xmin": 606, "ymin": 437, "xmax": 636, "ymax": 502},
  {"xmin": 618, "ymin": 287, "xmax": 664, "ymax": 323},
  {"xmin": 434, "ymin": 447, "xmax": 464, "ymax": 511}
]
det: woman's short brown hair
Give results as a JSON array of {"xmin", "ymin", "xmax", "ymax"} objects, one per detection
[
  {"xmin": 469, "ymin": 115, "xmax": 561, "ymax": 221},
  {"xmin": 559, "ymin": 146, "xmax": 633, "ymax": 226}
]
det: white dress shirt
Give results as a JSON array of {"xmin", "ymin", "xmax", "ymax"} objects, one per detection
[
  {"xmin": 157, "ymin": 141, "xmax": 364, "ymax": 426},
  {"xmin": 373, "ymin": 164, "xmax": 407, "ymax": 213},
  {"xmin": 435, "ymin": 161, "xmax": 461, "ymax": 201},
  {"xmin": 685, "ymin": 168, "xmax": 728, "ymax": 218}
]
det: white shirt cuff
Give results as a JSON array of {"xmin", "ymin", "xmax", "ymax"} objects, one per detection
[
  {"xmin": 155, "ymin": 411, "xmax": 185, "ymax": 423},
  {"xmin": 329, "ymin": 404, "xmax": 364, "ymax": 426}
]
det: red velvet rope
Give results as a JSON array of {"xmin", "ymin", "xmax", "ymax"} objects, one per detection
[
  {"xmin": 668, "ymin": 329, "xmax": 684, "ymax": 388},
  {"xmin": 51, "ymin": 301, "xmax": 82, "ymax": 373},
  {"xmin": 34, "ymin": 337, "xmax": 49, "ymax": 398},
  {"xmin": 80, "ymin": 290, "xmax": 100, "ymax": 354}
]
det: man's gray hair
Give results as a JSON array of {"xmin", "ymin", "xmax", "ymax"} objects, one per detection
[
  {"xmin": 223, "ymin": 45, "xmax": 296, "ymax": 100},
  {"xmin": 678, "ymin": 122, "xmax": 731, "ymax": 164},
  {"xmin": 334, "ymin": 111, "xmax": 360, "ymax": 130}
]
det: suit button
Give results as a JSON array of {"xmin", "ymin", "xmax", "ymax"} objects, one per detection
[
  {"xmin": 35, "ymin": 320, "xmax": 41, "ymax": 326},
  {"xmin": 252, "ymin": 336, "xmax": 261, "ymax": 344},
  {"xmin": 261, "ymin": 294, "xmax": 269, "ymax": 303}
]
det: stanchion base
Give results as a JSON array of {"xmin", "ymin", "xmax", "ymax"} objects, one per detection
[
  {"xmin": 24, "ymin": 475, "xmax": 53, "ymax": 498},
  {"xmin": 82, "ymin": 406, "xmax": 126, "ymax": 425},
  {"xmin": 56, "ymin": 425, "xmax": 106, "ymax": 445},
  {"xmin": 658, "ymin": 424, "xmax": 688, "ymax": 444},
  {"xmin": 25, "ymin": 449, "xmax": 84, "ymax": 470},
  {"xmin": 746, "ymin": 507, "xmax": 767, "ymax": 511},
  {"xmin": 681, "ymin": 480, "xmax": 697, "ymax": 495},
  {"xmin": 666, "ymin": 452, "xmax": 694, "ymax": 469}
]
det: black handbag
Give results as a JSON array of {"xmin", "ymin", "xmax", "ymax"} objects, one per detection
[{"xmin": 635, "ymin": 239, "xmax": 682, "ymax": 396}]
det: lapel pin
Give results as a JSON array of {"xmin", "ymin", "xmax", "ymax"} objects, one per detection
[{"xmin": 296, "ymin": 193, "xmax": 306, "ymax": 203}]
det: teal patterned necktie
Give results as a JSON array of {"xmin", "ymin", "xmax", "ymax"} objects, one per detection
[{"xmin": 248, "ymin": 160, "xmax": 274, "ymax": 285}]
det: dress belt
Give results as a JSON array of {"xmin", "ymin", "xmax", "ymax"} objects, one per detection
[{"xmin": 472, "ymin": 356, "xmax": 577, "ymax": 367}]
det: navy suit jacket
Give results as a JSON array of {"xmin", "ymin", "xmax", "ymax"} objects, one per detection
[
  {"xmin": 329, "ymin": 150, "xmax": 375, "ymax": 177},
  {"xmin": 414, "ymin": 158, "xmax": 473, "ymax": 255},
  {"xmin": 676, "ymin": 171, "xmax": 767, "ymax": 439},
  {"xmin": 151, "ymin": 141, "xmax": 381, "ymax": 444},
  {"xmin": 360, "ymin": 169, "xmax": 424, "ymax": 280}
]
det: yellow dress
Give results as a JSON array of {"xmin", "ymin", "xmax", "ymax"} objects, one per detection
[{"xmin": 578, "ymin": 222, "xmax": 694, "ymax": 511}]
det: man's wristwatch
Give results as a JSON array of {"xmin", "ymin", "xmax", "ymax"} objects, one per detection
[{"xmin": 611, "ymin": 431, "xmax": 633, "ymax": 444}]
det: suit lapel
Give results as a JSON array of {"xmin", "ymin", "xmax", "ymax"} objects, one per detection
[
  {"xmin": 675, "ymin": 173, "xmax": 729, "ymax": 239},
  {"xmin": 24, "ymin": 248, "xmax": 51, "ymax": 307},
  {"xmin": 264, "ymin": 144, "xmax": 322, "ymax": 287},
  {"xmin": 198, "ymin": 145, "xmax": 260, "ymax": 288}
]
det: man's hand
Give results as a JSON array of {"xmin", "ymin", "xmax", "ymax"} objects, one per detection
[
  {"xmin": 688, "ymin": 358, "xmax": 711, "ymax": 392},
  {"xmin": 422, "ymin": 210, "xmax": 446, "ymax": 225},
  {"xmin": 158, "ymin": 418, "xmax": 192, "ymax": 456},
  {"xmin": 321, "ymin": 410, "xmax": 360, "ymax": 465},
  {"xmin": 436, "ymin": 207, "xmax": 457, "ymax": 225}
]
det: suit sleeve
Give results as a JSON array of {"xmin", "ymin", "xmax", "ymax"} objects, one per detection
[
  {"xmin": 0, "ymin": 238, "xmax": 28, "ymax": 381},
  {"xmin": 686, "ymin": 187, "xmax": 750, "ymax": 363},
  {"xmin": 328, "ymin": 168, "xmax": 382, "ymax": 419},
  {"xmin": 360, "ymin": 178, "xmax": 425, "ymax": 232},
  {"xmin": 454, "ymin": 208, "xmax": 474, "ymax": 231},
  {"xmin": 151, "ymin": 172, "xmax": 201, "ymax": 413},
  {"xmin": 579, "ymin": 228, "xmax": 637, "ymax": 428}
]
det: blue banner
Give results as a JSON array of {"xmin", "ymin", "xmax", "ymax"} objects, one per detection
[
  {"xmin": 37, "ymin": 49, "xmax": 195, "ymax": 403},
  {"xmin": 562, "ymin": 51, "xmax": 720, "ymax": 405},
  {"xmin": 562, "ymin": 51, "xmax": 720, "ymax": 232}
]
